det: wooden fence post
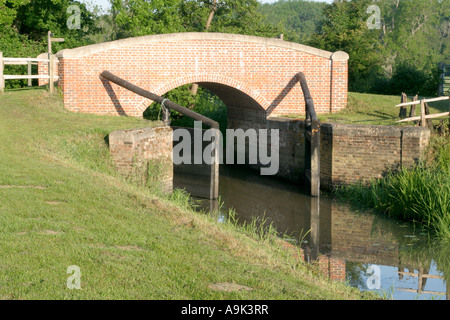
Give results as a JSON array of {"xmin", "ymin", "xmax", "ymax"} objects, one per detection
[
  {"xmin": 210, "ymin": 128, "xmax": 220, "ymax": 200},
  {"xmin": 420, "ymin": 99, "xmax": 426, "ymax": 127},
  {"xmin": 49, "ymin": 54, "xmax": 54, "ymax": 93},
  {"xmin": 409, "ymin": 94, "xmax": 418, "ymax": 125},
  {"xmin": 0, "ymin": 52, "xmax": 4, "ymax": 93},
  {"xmin": 48, "ymin": 31, "xmax": 53, "ymax": 93},
  {"xmin": 399, "ymin": 92, "xmax": 407, "ymax": 119},
  {"xmin": 27, "ymin": 57, "xmax": 32, "ymax": 87},
  {"xmin": 424, "ymin": 102, "xmax": 434, "ymax": 132}
]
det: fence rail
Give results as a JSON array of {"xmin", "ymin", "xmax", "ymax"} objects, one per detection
[
  {"xmin": 396, "ymin": 96, "xmax": 450, "ymax": 127},
  {"xmin": 0, "ymin": 52, "xmax": 55, "ymax": 92},
  {"xmin": 397, "ymin": 269, "xmax": 449, "ymax": 299},
  {"xmin": 3, "ymin": 75, "xmax": 56, "ymax": 80},
  {"xmin": 3, "ymin": 57, "xmax": 49, "ymax": 63}
]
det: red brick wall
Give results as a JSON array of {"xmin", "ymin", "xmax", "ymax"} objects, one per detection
[
  {"xmin": 317, "ymin": 255, "xmax": 346, "ymax": 281},
  {"xmin": 48, "ymin": 33, "xmax": 348, "ymax": 118},
  {"xmin": 330, "ymin": 52, "xmax": 349, "ymax": 113},
  {"xmin": 37, "ymin": 53, "xmax": 59, "ymax": 86}
]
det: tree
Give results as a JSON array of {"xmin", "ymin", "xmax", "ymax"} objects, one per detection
[
  {"xmin": 109, "ymin": 0, "xmax": 186, "ymax": 39},
  {"xmin": 309, "ymin": 0, "xmax": 448, "ymax": 95},
  {"xmin": 108, "ymin": 0, "xmax": 282, "ymax": 39},
  {"xmin": 259, "ymin": 0, "xmax": 326, "ymax": 43},
  {"xmin": 14, "ymin": 0, "xmax": 100, "ymax": 51},
  {"xmin": 310, "ymin": 0, "xmax": 385, "ymax": 92},
  {"xmin": 376, "ymin": 0, "xmax": 448, "ymax": 95}
]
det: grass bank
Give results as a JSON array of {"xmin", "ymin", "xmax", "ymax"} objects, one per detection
[{"xmin": 0, "ymin": 89, "xmax": 372, "ymax": 300}]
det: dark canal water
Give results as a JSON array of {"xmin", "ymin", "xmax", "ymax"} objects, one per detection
[{"xmin": 174, "ymin": 164, "xmax": 449, "ymax": 300}]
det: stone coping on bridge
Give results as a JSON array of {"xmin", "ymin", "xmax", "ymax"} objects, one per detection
[{"xmin": 53, "ymin": 32, "xmax": 348, "ymax": 61}]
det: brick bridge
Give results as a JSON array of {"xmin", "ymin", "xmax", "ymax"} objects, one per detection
[
  {"xmin": 44, "ymin": 32, "xmax": 349, "ymax": 129},
  {"xmin": 39, "ymin": 32, "xmax": 429, "ymax": 191}
]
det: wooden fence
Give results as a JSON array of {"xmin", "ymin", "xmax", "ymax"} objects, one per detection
[
  {"xmin": 396, "ymin": 95, "xmax": 450, "ymax": 128},
  {"xmin": 397, "ymin": 268, "xmax": 449, "ymax": 299},
  {"xmin": 0, "ymin": 52, "xmax": 57, "ymax": 93}
]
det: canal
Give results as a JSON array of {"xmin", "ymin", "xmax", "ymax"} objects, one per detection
[{"xmin": 174, "ymin": 164, "xmax": 449, "ymax": 300}]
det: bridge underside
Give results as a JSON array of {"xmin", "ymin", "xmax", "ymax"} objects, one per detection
[{"xmin": 197, "ymin": 82, "xmax": 266, "ymax": 131}]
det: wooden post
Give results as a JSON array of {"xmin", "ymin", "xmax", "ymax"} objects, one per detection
[
  {"xmin": 48, "ymin": 54, "xmax": 54, "ymax": 93},
  {"xmin": 48, "ymin": 31, "xmax": 53, "ymax": 93},
  {"xmin": 209, "ymin": 128, "xmax": 220, "ymax": 200},
  {"xmin": 418, "ymin": 268, "xmax": 424, "ymax": 293},
  {"xmin": 420, "ymin": 99, "xmax": 426, "ymax": 127},
  {"xmin": 409, "ymin": 94, "xmax": 418, "ymax": 125},
  {"xmin": 0, "ymin": 51, "xmax": 4, "ymax": 93},
  {"xmin": 309, "ymin": 196, "xmax": 320, "ymax": 260},
  {"xmin": 399, "ymin": 92, "xmax": 407, "ymax": 119},
  {"xmin": 310, "ymin": 120, "xmax": 320, "ymax": 197},
  {"xmin": 446, "ymin": 278, "xmax": 449, "ymax": 300},
  {"xmin": 424, "ymin": 102, "xmax": 434, "ymax": 132},
  {"xmin": 27, "ymin": 57, "xmax": 32, "ymax": 87},
  {"xmin": 209, "ymin": 199, "xmax": 219, "ymax": 215}
]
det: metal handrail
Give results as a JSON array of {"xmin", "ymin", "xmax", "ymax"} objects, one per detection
[
  {"xmin": 296, "ymin": 72, "xmax": 318, "ymax": 123},
  {"xmin": 100, "ymin": 70, "xmax": 220, "ymax": 130}
]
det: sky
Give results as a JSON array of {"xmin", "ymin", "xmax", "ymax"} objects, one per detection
[{"xmin": 80, "ymin": 0, "xmax": 334, "ymax": 12}]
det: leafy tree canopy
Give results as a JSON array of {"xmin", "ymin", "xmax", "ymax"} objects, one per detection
[
  {"xmin": 258, "ymin": 0, "xmax": 326, "ymax": 43},
  {"xmin": 310, "ymin": 0, "xmax": 449, "ymax": 95}
]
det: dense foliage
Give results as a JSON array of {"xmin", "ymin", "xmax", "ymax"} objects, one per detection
[
  {"xmin": 259, "ymin": 0, "xmax": 326, "ymax": 43},
  {"xmin": 260, "ymin": 0, "xmax": 449, "ymax": 96},
  {"xmin": 1, "ymin": 0, "xmax": 448, "ymax": 95}
]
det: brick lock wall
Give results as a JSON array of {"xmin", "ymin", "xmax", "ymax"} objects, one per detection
[
  {"xmin": 329, "ymin": 201, "xmax": 401, "ymax": 266},
  {"xmin": 47, "ymin": 33, "xmax": 349, "ymax": 120},
  {"xmin": 320, "ymin": 123, "xmax": 430, "ymax": 189},
  {"xmin": 266, "ymin": 117, "xmax": 306, "ymax": 180},
  {"xmin": 109, "ymin": 126, "xmax": 173, "ymax": 193},
  {"xmin": 261, "ymin": 119, "xmax": 430, "ymax": 189}
]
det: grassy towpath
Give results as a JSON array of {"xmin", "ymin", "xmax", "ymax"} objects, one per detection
[{"xmin": 0, "ymin": 89, "xmax": 372, "ymax": 300}]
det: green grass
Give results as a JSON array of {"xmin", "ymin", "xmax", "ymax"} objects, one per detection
[
  {"xmin": 0, "ymin": 88, "xmax": 372, "ymax": 300},
  {"xmin": 282, "ymin": 92, "xmax": 450, "ymax": 126}
]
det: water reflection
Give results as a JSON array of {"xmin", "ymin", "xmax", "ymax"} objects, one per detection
[{"xmin": 176, "ymin": 164, "xmax": 449, "ymax": 300}]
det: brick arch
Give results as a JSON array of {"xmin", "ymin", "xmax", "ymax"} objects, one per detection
[{"xmin": 137, "ymin": 74, "xmax": 270, "ymax": 114}]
